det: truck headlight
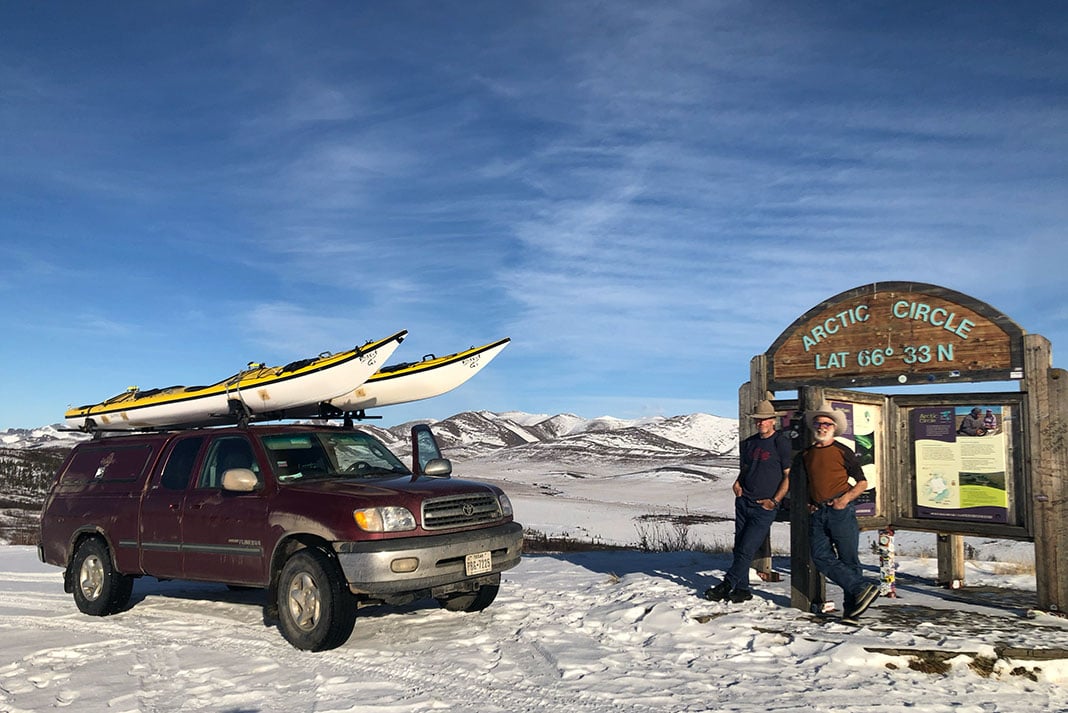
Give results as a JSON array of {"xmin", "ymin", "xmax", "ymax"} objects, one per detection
[
  {"xmin": 498, "ymin": 494, "xmax": 513, "ymax": 517},
  {"xmin": 353, "ymin": 506, "xmax": 416, "ymax": 532}
]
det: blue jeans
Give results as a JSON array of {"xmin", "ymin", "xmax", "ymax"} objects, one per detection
[
  {"xmin": 724, "ymin": 496, "xmax": 778, "ymax": 591},
  {"xmin": 809, "ymin": 502, "xmax": 869, "ymax": 609}
]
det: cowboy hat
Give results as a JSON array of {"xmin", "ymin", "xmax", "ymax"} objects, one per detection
[
  {"xmin": 748, "ymin": 400, "xmax": 785, "ymax": 419},
  {"xmin": 804, "ymin": 401, "xmax": 848, "ymax": 435}
]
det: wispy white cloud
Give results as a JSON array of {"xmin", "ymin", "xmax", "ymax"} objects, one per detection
[{"xmin": 1, "ymin": 1, "xmax": 1065, "ymax": 430}]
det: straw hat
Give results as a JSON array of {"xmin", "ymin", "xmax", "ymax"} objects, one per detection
[
  {"xmin": 748, "ymin": 399, "xmax": 785, "ymax": 420},
  {"xmin": 804, "ymin": 401, "xmax": 848, "ymax": 435}
]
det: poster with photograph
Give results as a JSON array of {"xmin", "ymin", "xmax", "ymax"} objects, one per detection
[
  {"xmin": 911, "ymin": 405, "xmax": 1010, "ymax": 523},
  {"xmin": 831, "ymin": 399, "xmax": 879, "ymax": 517}
]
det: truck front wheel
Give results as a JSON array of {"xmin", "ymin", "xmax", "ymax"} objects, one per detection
[
  {"xmin": 70, "ymin": 538, "xmax": 133, "ymax": 616},
  {"xmin": 276, "ymin": 548, "xmax": 356, "ymax": 651}
]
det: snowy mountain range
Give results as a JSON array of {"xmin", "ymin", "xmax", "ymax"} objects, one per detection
[
  {"xmin": 0, "ymin": 411, "xmax": 739, "ymax": 513},
  {"xmin": 0, "ymin": 425, "xmax": 89, "ymax": 451},
  {"xmin": 0, "ymin": 411, "xmax": 740, "ymax": 462},
  {"xmin": 0, "ymin": 411, "xmax": 738, "ymax": 548},
  {"xmin": 381, "ymin": 410, "xmax": 739, "ymax": 463}
]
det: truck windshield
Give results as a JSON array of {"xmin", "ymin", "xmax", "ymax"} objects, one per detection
[{"xmin": 261, "ymin": 431, "xmax": 411, "ymax": 482}]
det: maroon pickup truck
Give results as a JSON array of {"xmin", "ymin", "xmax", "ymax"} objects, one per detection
[{"xmin": 38, "ymin": 422, "xmax": 523, "ymax": 651}]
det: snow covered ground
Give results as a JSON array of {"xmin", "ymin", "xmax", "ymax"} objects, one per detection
[
  {"xmin": 2, "ymin": 449, "xmax": 1065, "ymax": 712},
  {"xmin": 2, "ymin": 545, "xmax": 1067, "ymax": 713}
]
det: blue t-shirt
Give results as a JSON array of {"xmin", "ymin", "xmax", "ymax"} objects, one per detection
[{"xmin": 739, "ymin": 431, "xmax": 792, "ymax": 500}]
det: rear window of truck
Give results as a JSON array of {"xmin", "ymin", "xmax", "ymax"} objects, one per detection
[{"xmin": 60, "ymin": 443, "xmax": 159, "ymax": 484}]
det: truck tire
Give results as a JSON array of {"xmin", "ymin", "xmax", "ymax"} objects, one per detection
[
  {"xmin": 71, "ymin": 538, "xmax": 134, "ymax": 616},
  {"xmin": 276, "ymin": 548, "xmax": 356, "ymax": 651},
  {"xmin": 437, "ymin": 582, "xmax": 500, "ymax": 612}
]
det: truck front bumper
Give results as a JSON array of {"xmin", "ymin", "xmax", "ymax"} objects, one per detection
[{"xmin": 333, "ymin": 521, "xmax": 523, "ymax": 595}]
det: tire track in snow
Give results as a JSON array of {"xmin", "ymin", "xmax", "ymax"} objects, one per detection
[{"xmin": 1, "ymin": 586, "xmax": 670, "ymax": 712}]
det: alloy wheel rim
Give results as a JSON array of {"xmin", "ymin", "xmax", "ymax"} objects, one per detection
[
  {"xmin": 79, "ymin": 554, "xmax": 104, "ymax": 601},
  {"xmin": 286, "ymin": 572, "xmax": 322, "ymax": 631}
]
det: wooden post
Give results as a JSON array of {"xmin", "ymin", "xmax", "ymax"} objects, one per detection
[
  {"xmin": 935, "ymin": 534, "xmax": 965, "ymax": 588},
  {"xmin": 1024, "ymin": 334, "xmax": 1068, "ymax": 612},
  {"xmin": 739, "ymin": 354, "xmax": 766, "ymax": 431},
  {"xmin": 790, "ymin": 386, "xmax": 826, "ymax": 612},
  {"xmin": 740, "ymin": 355, "xmax": 776, "ymax": 578}
]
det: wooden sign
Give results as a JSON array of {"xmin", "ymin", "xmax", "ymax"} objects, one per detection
[{"xmin": 766, "ymin": 283, "xmax": 1025, "ymax": 389}]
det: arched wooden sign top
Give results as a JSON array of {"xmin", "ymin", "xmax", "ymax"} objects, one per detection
[{"xmin": 766, "ymin": 282, "xmax": 1025, "ymax": 390}]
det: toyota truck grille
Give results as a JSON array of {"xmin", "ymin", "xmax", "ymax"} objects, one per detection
[{"xmin": 422, "ymin": 492, "xmax": 502, "ymax": 530}]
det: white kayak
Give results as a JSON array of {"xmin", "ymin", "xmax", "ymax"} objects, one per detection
[
  {"xmin": 294, "ymin": 337, "xmax": 510, "ymax": 419},
  {"xmin": 64, "ymin": 330, "xmax": 408, "ymax": 431}
]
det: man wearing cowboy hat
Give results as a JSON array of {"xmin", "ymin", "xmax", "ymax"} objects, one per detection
[
  {"xmin": 705, "ymin": 399, "xmax": 791, "ymax": 603},
  {"xmin": 801, "ymin": 401, "xmax": 879, "ymax": 620}
]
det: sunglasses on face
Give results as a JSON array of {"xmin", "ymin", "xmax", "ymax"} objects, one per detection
[{"xmin": 814, "ymin": 421, "xmax": 836, "ymax": 429}]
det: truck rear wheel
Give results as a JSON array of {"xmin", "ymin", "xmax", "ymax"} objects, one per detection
[
  {"xmin": 276, "ymin": 548, "xmax": 356, "ymax": 651},
  {"xmin": 71, "ymin": 538, "xmax": 133, "ymax": 616}
]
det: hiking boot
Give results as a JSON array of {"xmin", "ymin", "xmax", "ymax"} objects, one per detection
[
  {"xmin": 704, "ymin": 581, "xmax": 732, "ymax": 602},
  {"xmin": 846, "ymin": 584, "xmax": 879, "ymax": 619},
  {"xmin": 728, "ymin": 588, "xmax": 753, "ymax": 603}
]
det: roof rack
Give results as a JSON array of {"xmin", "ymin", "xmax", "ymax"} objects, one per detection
[{"xmin": 309, "ymin": 403, "xmax": 382, "ymax": 430}]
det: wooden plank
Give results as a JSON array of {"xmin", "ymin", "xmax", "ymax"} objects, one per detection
[
  {"xmin": 863, "ymin": 646, "xmax": 1068, "ymax": 661},
  {"xmin": 996, "ymin": 646, "xmax": 1068, "ymax": 661}
]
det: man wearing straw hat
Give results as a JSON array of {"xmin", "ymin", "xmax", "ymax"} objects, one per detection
[
  {"xmin": 802, "ymin": 401, "xmax": 879, "ymax": 620},
  {"xmin": 704, "ymin": 399, "xmax": 791, "ymax": 602}
]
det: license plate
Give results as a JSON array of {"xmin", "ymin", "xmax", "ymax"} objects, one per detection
[{"xmin": 465, "ymin": 551, "xmax": 493, "ymax": 576}]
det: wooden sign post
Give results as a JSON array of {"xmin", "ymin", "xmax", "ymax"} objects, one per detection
[
  {"xmin": 741, "ymin": 282, "xmax": 1066, "ymax": 613},
  {"xmin": 1023, "ymin": 335, "xmax": 1068, "ymax": 611}
]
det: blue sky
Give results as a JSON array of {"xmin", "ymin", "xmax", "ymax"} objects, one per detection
[{"xmin": 2, "ymin": 2, "xmax": 1065, "ymax": 430}]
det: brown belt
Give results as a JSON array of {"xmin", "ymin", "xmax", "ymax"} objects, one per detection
[{"xmin": 812, "ymin": 491, "xmax": 847, "ymax": 507}]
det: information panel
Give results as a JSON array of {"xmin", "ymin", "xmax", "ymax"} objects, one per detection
[
  {"xmin": 766, "ymin": 283, "xmax": 1025, "ymax": 389},
  {"xmin": 909, "ymin": 403, "xmax": 1015, "ymax": 525}
]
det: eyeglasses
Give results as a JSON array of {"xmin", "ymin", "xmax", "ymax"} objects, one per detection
[{"xmin": 814, "ymin": 421, "xmax": 836, "ymax": 429}]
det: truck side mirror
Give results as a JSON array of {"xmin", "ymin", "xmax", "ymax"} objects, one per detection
[
  {"xmin": 222, "ymin": 468, "xmax": 259, "ymax": 492},
  {"xmin": 422, "ymin": 458, "xmax": 452, "ymax": 478},
  {"xmin": 410, "ymin": 423, "xmax": 444, "ymax": 475}
]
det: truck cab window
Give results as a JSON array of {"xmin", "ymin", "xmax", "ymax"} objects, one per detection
[
  {"xmin": 159, "ymin": 437, "xmax": 205, "ymax": 490},
  {"xmin": 198, "ymin": 437, "xmax": 257, "ymax": 489}
]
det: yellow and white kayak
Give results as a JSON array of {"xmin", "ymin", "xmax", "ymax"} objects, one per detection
[
  {"xmin": 295, "ymin": 337, "xmax": 510, "ymax": 418},
  {"xmin": 64, "ymin": 330, "xmax": 408, "ymax": 431}
]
